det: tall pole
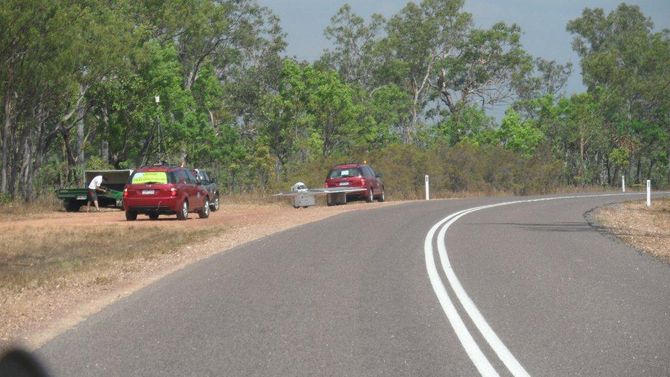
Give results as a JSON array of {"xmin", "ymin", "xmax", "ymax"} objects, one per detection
[{"xmin": 155, "ymin": 96, "xmax": 163, "ymax": 162}]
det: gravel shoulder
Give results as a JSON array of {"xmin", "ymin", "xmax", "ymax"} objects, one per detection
[
  {"xmin": 0, "ymin": 200, "xmax": 400, "ymax": 349},
  {"xmin": 591, "ymin": 198, "xmax": 670, "ymax": 263}
]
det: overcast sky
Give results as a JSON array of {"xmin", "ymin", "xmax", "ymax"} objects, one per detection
[{"xmin": 257, "ymin": 0, "xmax": 670, "ymax": 95}]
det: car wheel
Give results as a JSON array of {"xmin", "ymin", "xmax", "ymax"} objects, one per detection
[
  {"xmin": 177, "ymin": 200, "xmax": 189, "ymax": 220},
  {"xmin": 209, "ymin": 195, "xmax": 220, "ymax": 211},
  {"xmin": 198, "ymin": 199, "xmax": 210, "ymax": 219},
  {"xmin": 149, "ymin": 213, "xmax": 159, "ymax": 220},
  {"xmin": 125, "ymin": 210, "xmax": 137, "ymax": 221},
  {"xmin": 365, "ymin": 187, "xmax": 373, "ymax": 203},
  {"xmin": 378, "ymin": 187, "xmax": 385, "ymax": 202}
]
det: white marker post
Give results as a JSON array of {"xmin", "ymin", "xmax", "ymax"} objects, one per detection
[
  {"xmin": 646, "ymin": 180, "xmax": 651, "ymax": 207},
  {"xmin": 425, "ymin": 175, "xmax": 430, "ymax": 200},
  {"xmin": 621, "ymin": 175, "xmax": 625, "ymax": 192}
]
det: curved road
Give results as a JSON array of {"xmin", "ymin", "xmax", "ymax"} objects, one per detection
[{"xmin": 38, "ymin": 193, "xmax": 670, "ymax": 376}]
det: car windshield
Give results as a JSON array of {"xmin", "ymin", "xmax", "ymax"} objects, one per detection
[
  {"xmin": 328, "ymin": 168, "xmax": 361, "ymax": 179},
  {"xmin": 130, "ymin": 171, "xmax": 169, "ymax": 184}
]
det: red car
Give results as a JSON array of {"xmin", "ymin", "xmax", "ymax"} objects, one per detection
[
  {"xmin": 123, "ymin": 165, "xmax": 210, "ymax": 220},
  {"xmin": 325, "ymin": 163, "xmax": 385, "ymax": 203}
]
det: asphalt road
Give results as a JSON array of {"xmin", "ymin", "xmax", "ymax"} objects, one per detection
[{"xmin": 37, "ymin": 193, "xmax": 670, "ymax": 376}]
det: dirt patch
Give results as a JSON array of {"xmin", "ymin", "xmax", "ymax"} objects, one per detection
[
  {"xmin": 591, "ymin": 198, "xmax": 670, "ymax": 263},
  {"xmin": 0, "ymin": 199, "xmax": 401, "ymax": 349}
]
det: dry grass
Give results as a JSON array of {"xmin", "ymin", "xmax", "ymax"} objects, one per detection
[
  {"xmin": 0, "ymin": 224, "xmax": 222, "ymax": 292},
  {"xmin": 593, "ymin": 198, "xmax": 670, "ymax": 263},
  {"xmin": 0, "ymin": 225, "xmax": 226, "ymax": 291},
  {"xmin": 0, "ymin": 196, "xmax": 63, "ymax": 221}
]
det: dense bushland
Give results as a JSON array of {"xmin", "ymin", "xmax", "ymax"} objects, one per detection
[{"xmin": 1, "ymin": 1, "xmax": 668, "ymax": 201}]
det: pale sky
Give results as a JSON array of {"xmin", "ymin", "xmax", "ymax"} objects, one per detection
[{"xmin": 257, "ymin": 0, "xmax": 670, "ymax": 95}]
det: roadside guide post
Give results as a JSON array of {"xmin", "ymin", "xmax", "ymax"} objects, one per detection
[
  {"xmin": 622, "ymin": 175, "xmax": 625, "ymax": 192},
  {"xmin": 425, "ymin": 175, "xmax": 430, "ymax": 200},
  {"xmin": 646, "ymin": 180, "xmax": 651, "ymax": 207}
]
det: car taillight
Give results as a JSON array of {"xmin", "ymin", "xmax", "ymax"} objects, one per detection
[
  {"xmin": 123, "ymin": 188, "xmax": 128, "ymax": 197},
  {"xmin": 360, "ymin": 178, "xmax": 366, "ymax": 186},
  {"xmin": 170, "ymin": 187, "xmax": 177, "ymax": 197}
]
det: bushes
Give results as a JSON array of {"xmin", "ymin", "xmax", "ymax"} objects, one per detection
[{"xmin": 264, "ymin": 142, "xmax": 565, "ymax": 200}]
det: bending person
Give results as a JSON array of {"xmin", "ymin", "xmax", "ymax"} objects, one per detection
[{"xmin": 87, "ymin": 174, "xmax": 107, "ymax": 212}]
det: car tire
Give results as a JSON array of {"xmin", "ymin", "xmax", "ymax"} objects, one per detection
[
  {"xmin": 149, "ymin": 213, "xmax": 159, "ymax": 220},
  {"xmin": 125, "ymin": 210, "xmax": 137, "ymax": 221},
  {"xmin": 365, "ymin": 187, "xmax": 373, "ymax": 203},
  {"xmin": 377, "ymin": 187, "xmax": 385, "ymax": 202},
  {"xmin": 327, "ymin": 194, "xmax": 335, "ymax": 206},
  {"xmin": 177, "ymin": 200, "xmax": 189, "ymax": 220},
  {"xmin": 198, "ymin": 199, "xmax": 210, "ymax": 219},
  {"xmin": 209, "ymin": 195, "xmax": 220, "ymax": 211}
]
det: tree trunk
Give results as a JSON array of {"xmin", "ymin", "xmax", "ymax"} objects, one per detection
[
  {"xmin": 2, "ymin": 93, "xmax": 12, "ymax": 194},
  {"xmin": 20, "ymin": 132, "xmax": 33, "ymax": 201},
  {"xmin": 101, "ymin": 106, "xmax": 110, "ymax": 163},
  {"xmin": 579, "ymin": 135, "xmax": 585, "ymax": 181},
  {"xmin": 635, "ymin": 157, "xmax": 642, "ymax": 184},
  {"xmin": 76, "ymin": 103, "xmax": 86, "ymax": 185}
]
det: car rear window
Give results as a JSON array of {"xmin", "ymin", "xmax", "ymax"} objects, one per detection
[
  {"xmin": 328, "ymin": 168, "xmax": 362, "ymax": 179},
  {"xmin": 130, "ymin": 171, "xmax": 169, "ymax": 184}
]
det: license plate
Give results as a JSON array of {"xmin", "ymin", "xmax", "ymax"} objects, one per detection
[
  {"xmin": 76, "ymin": 195, "xmax": 86, "ymax": 200},
  {"xmin": 142, "ymin": 189, "xmax": 155, "ymax": 195},
  {"xmin": 339, "ymin": 182, "xmax": 350, "ymax": 186}
]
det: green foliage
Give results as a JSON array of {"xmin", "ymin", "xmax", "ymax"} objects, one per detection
[
  {"xmin": 2, "ymin": 1, "xmax": 669, "ymax": 201},
  {"xmin": 497, "ymin": 109, "xmax": 545, "ymax": 157},
  {"xmin": 437, "ymin": 106, "xmax": 495, "ymax": 146},
  {"xmin": 86, "ymin": 157, "xmax": 114, "ymax": 171}
]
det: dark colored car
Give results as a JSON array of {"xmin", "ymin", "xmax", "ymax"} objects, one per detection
[
  {"xmin": 194, "ymin": 169, "xmax": 220, "ymax": 211},
  {"xmin": 325, "ymin": 163, "xmax": 385, "ymax": 203},
  {"xmin": 123, "ymin": 165, "xmax": 210, "ymax": 221}
]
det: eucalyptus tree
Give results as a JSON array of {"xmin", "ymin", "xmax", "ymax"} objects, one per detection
[
  {"xmin": 320, "ymin": 4, "xmax": 384, "ymax": 87},
  {"xmin": 0, "ymin": 0, "xmax": 134, "ymax": 199},
  {"xmin": 567, "ymin": 3, "xmax": 670, "ymax": 184}
]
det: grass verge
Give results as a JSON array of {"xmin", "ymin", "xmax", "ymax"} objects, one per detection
[
  {"xmin": 0, "ymin": 196, "xmax": 63, "ymax": 221},
  {"xmin": 0, "ymin": 224, "xmax": 225, "ymax": 292}
]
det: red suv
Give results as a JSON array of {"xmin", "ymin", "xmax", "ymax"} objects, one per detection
[
  {"xmin": 123, "ymin": 165, "xmax": 210, "ymax": 220},
  {"xmin": 325, "ymin": 163, "xmax": 385, "ymax": 203}
]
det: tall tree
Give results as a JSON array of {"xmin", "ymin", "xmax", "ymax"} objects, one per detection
[{"xmin": 568, "ymin": 3, "xmax": 670, "ymax": 184}]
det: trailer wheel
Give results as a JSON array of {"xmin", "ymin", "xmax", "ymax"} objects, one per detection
[
  {"xmin": 64, "ymin": 200, "xmax": 82, "ymax": 212},
  {"xmin": 149, "ymin": 213, "xmax": 159, "ymax": 220},
  {"xmin": 125, "ymin": 210, "xmax": 137, "ymax": 221}
]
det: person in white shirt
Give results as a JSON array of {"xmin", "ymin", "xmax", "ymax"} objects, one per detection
[{"xmin": 87, "ymin": 175, "xmax": 107, "ymax": 212}]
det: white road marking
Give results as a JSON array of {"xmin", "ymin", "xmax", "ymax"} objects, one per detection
[
  {"xmin": 425, "ymin": 210, "xmax": 501, "ymax": 377},
  {"xmin": 425, "ymin": 192, "xmax": 650, "ymax": 376}
]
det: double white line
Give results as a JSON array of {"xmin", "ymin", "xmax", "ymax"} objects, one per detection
[{"xmin": 424, "ymin": 193, "xmax": 645, "ymax": 376}]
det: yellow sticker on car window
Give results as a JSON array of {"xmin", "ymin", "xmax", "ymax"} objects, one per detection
[{"xmin": 132, "ymin": 172, "xmax": 168, "ymax": 184}]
